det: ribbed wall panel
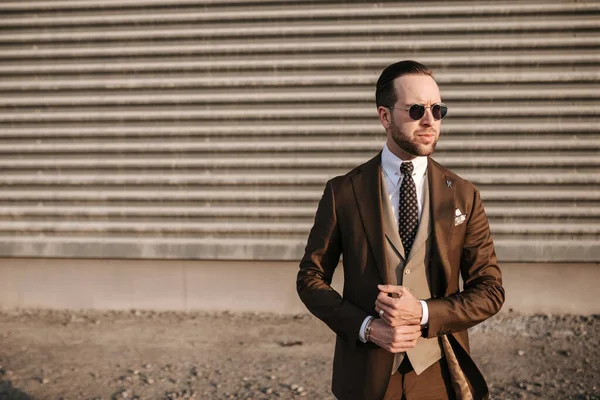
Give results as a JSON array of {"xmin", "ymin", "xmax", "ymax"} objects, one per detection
[{"xmin": 0, "ymin": 0, "xmax": 599, "ymax": 261}]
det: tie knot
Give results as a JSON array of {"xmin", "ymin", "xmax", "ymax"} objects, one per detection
[{"xmin": 400, "ymin": 162, "xmax": 414, "ymax": 176}]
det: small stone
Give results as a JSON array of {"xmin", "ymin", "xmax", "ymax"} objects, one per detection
[
  {"xmin": 144, "ymin": 363, "xmax": 152, "ymax": 369},
  {"xmin": 517, "ymin": 350, "xmax": 525, "ymax": 356},
  {"xmin": 133, "ymin": 370, "xmax": 139, "ymax": 375},
  {"xmin": 265, "ymin": 388, "xmax": 273, "ymax": 394},
  {"xmin": 296, "ymin": 386, "xmax": 304, "ymax": 392},
  {"xmin": 121, "ymin": 391, "xmax": 129, "ymax": 399},
  {"xmin": 146, "ymin": 377, "xmax": 155, "ymax": 384},
  {"xmin": 270, "ymin": 375, "xmax": 276, "ymax": 380},
  {"xmin": 291, "ymin": 384, "xmax": 299, "ymax": 390},
  {"xmin": 42, "ymin": 378, "xmax": 50, "ymax": 384},
  {"xmin": 525, "ymin": 384, "xmax": 534, "ymax": 392}
]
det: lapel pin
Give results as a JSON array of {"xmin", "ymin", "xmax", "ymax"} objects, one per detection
[{"xmin": 446, "ymin": 179, "xmax": 452, "ymax": 188}]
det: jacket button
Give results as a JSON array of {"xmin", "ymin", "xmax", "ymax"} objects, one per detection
[{"xmin": 404, "ymin": 269, "xmax": 411, "ymax": 275}]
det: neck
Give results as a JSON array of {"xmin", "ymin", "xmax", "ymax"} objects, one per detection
[{"xmin": 386, "ymin": 138, "xmax": 417, "ymax": 161}]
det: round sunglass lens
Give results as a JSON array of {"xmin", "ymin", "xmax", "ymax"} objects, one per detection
[
  {"xmin": 409, "ymin": 104, "xmax": 426, "ymax": 120},
  {"xmin": 438, "ymin": 104, "xmax": 448, "ymax": 120},
  {"xmin": 432, "ymin": 104, "xmax": 441, "ymax": 120},
  {"xmin": 431, "ymin": 104, "xmax": 448, "ymax": 120}
]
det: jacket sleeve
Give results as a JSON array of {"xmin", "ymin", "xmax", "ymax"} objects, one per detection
[
  {"xmin": 425, "ymin": 188, "xmax": 505, "ymax": 338},
  {"xmin": 296, "ymin": 180, "xmax": 369, "ymax": 346}
]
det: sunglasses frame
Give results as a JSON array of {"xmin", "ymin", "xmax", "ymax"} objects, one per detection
[{"xmin": 387, "ymin": 103, "xmax": 448, "ymax": 121}]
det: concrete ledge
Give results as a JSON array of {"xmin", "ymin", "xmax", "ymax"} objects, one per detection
[
  {"xmin": 0, "ymin": 258, "xmax": 598, "ymax": 314},
  {"xmin": 1, "ymin": 239, "xmax": 598, "ymax": 262}
]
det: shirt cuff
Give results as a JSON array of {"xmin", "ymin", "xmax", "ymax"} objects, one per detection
[
  {"xmin": 358, "ymin": 316, "xmax": 374, "ymax": 343},
  {"xmin": 419, "ymin": 300, "xmax": 429, "ymax": 326}
]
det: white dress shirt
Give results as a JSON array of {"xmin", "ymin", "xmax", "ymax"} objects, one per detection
[{"xmin": 358, "ymin": 144, "xmax": 430, "ymax": 343}]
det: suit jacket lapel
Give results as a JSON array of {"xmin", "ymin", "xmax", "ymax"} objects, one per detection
[
  {"xmin": 428, "ymin": 158, "xmax": 455, "ymax": 294},
  {"xmin": 380, "ymin": 172, "xmax": 405, "ymax": 262},
  {"xmin": 351, "ymin": 152, "xmax": 392, "ymax": 285}
]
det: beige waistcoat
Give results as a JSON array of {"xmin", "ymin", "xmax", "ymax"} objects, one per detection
[{"xmin": 380, "ymin": 172, "xmax": 442, "ymax": 376}]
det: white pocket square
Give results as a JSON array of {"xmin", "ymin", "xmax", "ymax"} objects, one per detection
[{"xmin": 454, "ymin": 208, "xmax": 466, "ymax": 226}]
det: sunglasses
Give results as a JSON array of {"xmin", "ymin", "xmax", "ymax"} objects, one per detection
[{"xmin": 388, "ymin": 103, "xmax": 448, "ymax": 121}]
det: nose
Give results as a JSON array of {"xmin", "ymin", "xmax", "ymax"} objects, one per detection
[{"xmin": 420, "ymin": 106, "xmax": 436, "ymax": 126}]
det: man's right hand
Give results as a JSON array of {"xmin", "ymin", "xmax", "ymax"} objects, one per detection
[{"xmin": 368, "ymin": 318, "xmax": 421, "ymax": 353}]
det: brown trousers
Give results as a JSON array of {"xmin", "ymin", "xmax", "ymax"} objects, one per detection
[{"xmin": 383, "ymin": 357, "xmax": 456, "ymax": 400}]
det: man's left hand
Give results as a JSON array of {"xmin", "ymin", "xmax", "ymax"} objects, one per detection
[{"xmin": 375, "ymin": 285, "xmax": 423, "ymax": 327}]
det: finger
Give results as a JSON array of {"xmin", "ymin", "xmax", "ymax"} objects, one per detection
[
  {"xmin": 405, "ymin": 330, "xmax": 422, "ymax": 341},
  {"xmin": 394, "ymin": 327, "xmax": 419, "ymax": 337},
  {"xmin": 375, "ymin": 297, "xmax": 395, "ymax": 311},
  {"xmin": 391, "ymin": 342, "xmax": 416, "ymax": 353},
  {"xmin": 375, "ymin": 302, "xmax": 397, "ymax": 319},
  {"xmin": 396, "ymin": 324, "xmax": 422, "ymax": 334},
  {"xmin": 377, "ymin": 284, "xmax": 405, "ymax": 295},
  {"xmin": 375, "ymin": 307, "xmax": 394, "ymax": 325},
  {"xmin": 394, "ymin": 330, "xmax": 421, "ymax": 343},
  {"xmin": 392, "ymin": 335, "xmax": 420, "ymax": 347},
  {"xmin": 397, "ymin": 286, "xmax": 416, "ymax": 299},
  {"xmin": 393, "ymin": 340, "xmax": 418, "ymax": 351},
  {"xmin": 375, "ymin": 298, "xmax": 396, "ymax": 313},
  {"xmin": 378, "ymin": 295, "xmax": 404, "ymax": 311},
  {"xmin": 376, "ymin": 292, "xmax": 399, "ymax": 308}
]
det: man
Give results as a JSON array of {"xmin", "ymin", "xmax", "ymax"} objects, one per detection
[{"xmin": 296, "ymin": 60, "xmax": 505, "ymax": 400}]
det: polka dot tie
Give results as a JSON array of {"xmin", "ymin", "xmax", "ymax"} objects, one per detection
[{"xmin": 399, "ymin": 162, "xmax": 418, "ymax": 256}]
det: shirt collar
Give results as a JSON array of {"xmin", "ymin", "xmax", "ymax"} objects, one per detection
[{"xmin": 381, "ymin": 144, "xmax": 428, "ymax": 185}]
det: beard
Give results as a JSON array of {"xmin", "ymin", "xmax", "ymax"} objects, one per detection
[{"xmin": 389, "ymin": 121, "xmax": 439, "ymax": 157}]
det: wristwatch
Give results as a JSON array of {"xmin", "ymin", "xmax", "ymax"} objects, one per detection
[{"xmin": 364, "ymin": 318, "xmax": 373, "ymax": 342}]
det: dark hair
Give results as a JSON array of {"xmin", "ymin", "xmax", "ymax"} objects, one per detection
[{"xmin": 375, "ymin": 60, "xmax": 434, "ymax": 108}]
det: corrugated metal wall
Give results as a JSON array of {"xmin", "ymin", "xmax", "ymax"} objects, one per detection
[{"xmin": 0, "ymin": 0, "xmax": 599, "ymax": 262}]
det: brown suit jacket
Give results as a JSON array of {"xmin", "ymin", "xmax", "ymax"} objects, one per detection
[{"xmin": 296, "ymin": 152, "xmax": 505, "ymax": 400}]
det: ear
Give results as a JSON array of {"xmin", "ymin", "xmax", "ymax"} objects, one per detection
[{"xmin": 377, "ymin": 106, "xmax": 391, "ymax": 129}]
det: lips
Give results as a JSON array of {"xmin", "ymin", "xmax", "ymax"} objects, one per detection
[{"xmin": 418, "ymin": 134, "xmax": 436, "ymax": 140}]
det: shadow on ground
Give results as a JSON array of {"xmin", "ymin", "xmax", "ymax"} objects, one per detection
[{"xmin": 0, "ymin": 380, "xmax": 33, "ymax": 400}]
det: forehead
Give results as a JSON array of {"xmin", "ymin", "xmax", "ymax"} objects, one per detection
[{"xmin": 392, "ymin": 74, "xmax": 441, "ymax": 104}]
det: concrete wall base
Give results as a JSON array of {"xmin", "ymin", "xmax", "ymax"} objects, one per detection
[{"xmin": 1, "ymin": 259, "xmax": 598, "ymax": 315}]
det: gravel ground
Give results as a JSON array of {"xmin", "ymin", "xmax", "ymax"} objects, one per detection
[{"xmin": 0, "ymin": 309, "xmax": 598, "ymax": 400}]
